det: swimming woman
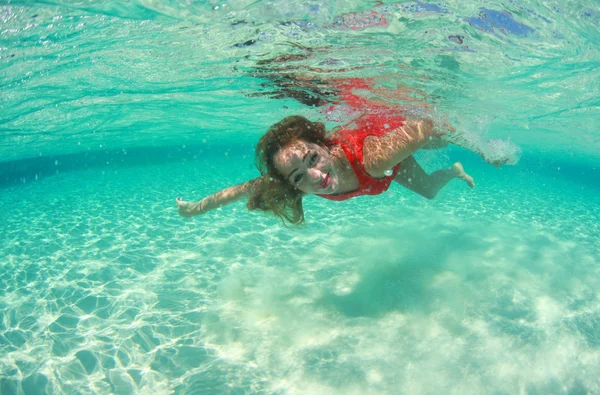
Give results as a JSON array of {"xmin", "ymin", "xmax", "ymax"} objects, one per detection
[{"xmin": 176, "ymin": 112, "xmax": 479, "ymax": 225}]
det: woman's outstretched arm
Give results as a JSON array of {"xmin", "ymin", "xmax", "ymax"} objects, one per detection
[{"xmin": 176, "ymin": 177, "xmax": 261, "ymax": 218}]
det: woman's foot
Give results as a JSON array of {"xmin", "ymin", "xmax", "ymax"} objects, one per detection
[{"xmin": 451, "ymin": 162, "xmax": 476, "ymax": 189}]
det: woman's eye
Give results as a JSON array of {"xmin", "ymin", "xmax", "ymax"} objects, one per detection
[
  {"xmin": 310, "ymin": 153, "xmax": 318, "ymax": 166},
  {"xmin": 294, "ymin": 173, "xmax": 303, "ymax": 184}
]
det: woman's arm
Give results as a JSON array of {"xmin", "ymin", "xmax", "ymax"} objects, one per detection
[
  {"xmin": 176, "ymin": 178, "xmax": 261, "ymax": 218},
  {"xmin": 362, "ymin": 118, "xmax": 439, "ymax": 178}
]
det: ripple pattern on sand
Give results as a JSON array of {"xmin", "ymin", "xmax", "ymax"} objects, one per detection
[{"xmin": 1, "ymin": 156, "xmax": 599, "ymax": 394}]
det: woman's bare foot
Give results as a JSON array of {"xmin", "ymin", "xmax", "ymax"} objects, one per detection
[{"xmin": 451, "ymin": 162, "xmax": 476, "ymax": 189}]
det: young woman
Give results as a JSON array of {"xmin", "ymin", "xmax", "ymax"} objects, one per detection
[{"xmin": 176, "ymin": 112, "xmax": 477, "ymax": 225}]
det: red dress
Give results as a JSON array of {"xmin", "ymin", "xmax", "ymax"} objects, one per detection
[{"xmin": 317, "ymin": 113, "xmax": 405, "ymax": 201}]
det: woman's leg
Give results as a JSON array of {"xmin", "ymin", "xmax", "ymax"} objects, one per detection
[{"xmin": 394, "ymin": 156, "xmax": 475, "ymax": 199}]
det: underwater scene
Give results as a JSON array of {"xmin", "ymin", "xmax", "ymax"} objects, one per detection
[{"xmin": 1, "ymin": 0, "xmax": 599, "ymax": 394}]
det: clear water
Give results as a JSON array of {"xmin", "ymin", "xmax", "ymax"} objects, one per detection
[{"xmin": 1, "ymin": 1, "xmax": 599, "ymax": 394}]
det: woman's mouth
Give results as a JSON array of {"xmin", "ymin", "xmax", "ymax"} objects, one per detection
[{"xmin": 320, "ymin": 173, "xmax": 331, "ymax": 189}]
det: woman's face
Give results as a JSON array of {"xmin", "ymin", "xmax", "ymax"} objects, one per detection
[{"xmin": 273, "ymin": 140, "xmax": 339, "ymax": 195}]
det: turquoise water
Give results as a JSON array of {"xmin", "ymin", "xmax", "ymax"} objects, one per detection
[{"xmin": 2, "ymin": 1, "xmax": 600, "ymax": 394}]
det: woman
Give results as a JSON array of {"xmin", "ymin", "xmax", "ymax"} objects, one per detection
[{"xmin": 176, "ymin": 113, "xmax": 476, "ymax": 225}]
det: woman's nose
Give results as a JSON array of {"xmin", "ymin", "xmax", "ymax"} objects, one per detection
[{"xmin": 307, "ymin": 168, "xmax": 321, "ymax": 180}]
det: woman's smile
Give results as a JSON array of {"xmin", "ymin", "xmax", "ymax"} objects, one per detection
[{"xmin": 320, "ymin": 173, "xmax": 331, "ymax": 189}]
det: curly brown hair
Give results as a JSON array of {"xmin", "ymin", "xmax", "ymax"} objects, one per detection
[{"xmin": 247, "ymin": 115, "xmax": 327, "ymax": 225}]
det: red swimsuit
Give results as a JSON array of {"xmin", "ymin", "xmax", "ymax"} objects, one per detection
[{"xmin": 317, "ymin": 113, "xmax": 405, "ymax": 201}]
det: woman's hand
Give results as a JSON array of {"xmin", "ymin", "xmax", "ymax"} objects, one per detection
[
  {"xmin": 429, "ymin": 117, "xmax": 457, "ymax": 137},
  {"xmin": 176, "ymin": 197, "xmax": 204, "ymax": 218}
]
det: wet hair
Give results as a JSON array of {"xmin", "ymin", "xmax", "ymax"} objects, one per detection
[{"xmin": 248, "ymin": 115, "xmax": 327, "ymax": 225}]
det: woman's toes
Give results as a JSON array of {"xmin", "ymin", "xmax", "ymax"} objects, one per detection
[{"xmin": 452, "ymin": 162, "xmax": 476, "ymax": 189}]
